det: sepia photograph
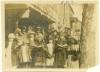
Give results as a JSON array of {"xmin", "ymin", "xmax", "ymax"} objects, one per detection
[{"xmin": 1, "ymin": 0, "xmax": 98, "ymax": 71}]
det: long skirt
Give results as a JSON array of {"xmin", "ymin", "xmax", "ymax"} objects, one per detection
[
  {"xmin": 31, "ymin": 47, "xmax": 46, "ymax": 67},
  {"xmin": 54, "ymin": 47, "xmax": 66, "ymax": 68},
  {"xmin": 16, "ymin": 44, "xmax": 31, "ymax": 68}
]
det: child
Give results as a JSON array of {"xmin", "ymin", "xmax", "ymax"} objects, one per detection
[{"xmin": 46, "ymin": 40, "xmax": 54, "ymax": 67}]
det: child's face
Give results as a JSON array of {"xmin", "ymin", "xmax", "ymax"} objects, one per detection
[
  {"xmin": 60, "ymin": 35, "xmax": 65, "ymax": 40},
  {"xmin": 49, "ymin": 40, "xmax": 53, "ymax": 43}
]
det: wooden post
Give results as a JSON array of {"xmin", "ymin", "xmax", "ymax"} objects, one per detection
[{"xmin": 5, "ymin": 33, "xmax": 15, "ymax": 68}]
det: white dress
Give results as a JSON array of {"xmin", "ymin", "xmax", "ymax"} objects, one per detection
[
  {"xmin": 46, "ymin": 42, "xmax": 54, "ymax": 66},
  {"xmin": 21, "ymin": 44, "xmax": 30, "ymax": 62},
  {"xmin": 19, "ymin": 33, "xmax": 30, "ymax": 63}
]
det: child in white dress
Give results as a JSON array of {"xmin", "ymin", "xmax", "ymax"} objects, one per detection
[{"xmin": 46, "ymin": 40, "xmax": 54, "ymax": 67}]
